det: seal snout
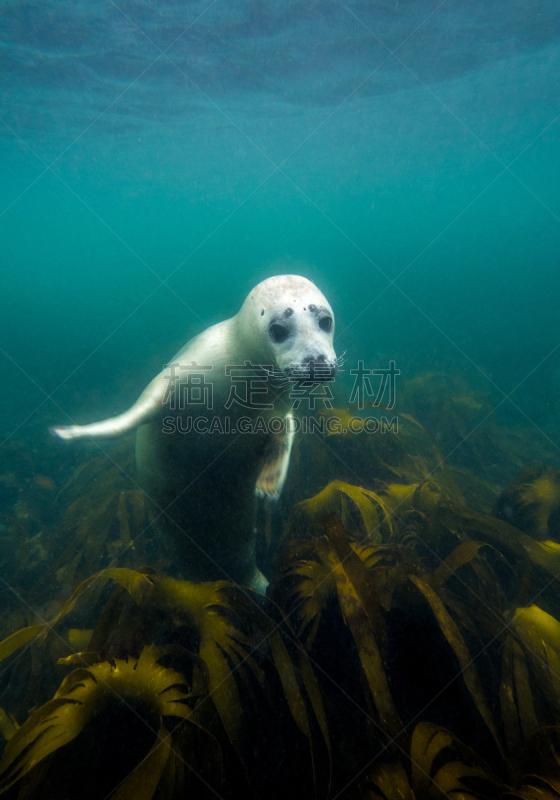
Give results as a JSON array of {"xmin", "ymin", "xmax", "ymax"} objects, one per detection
[{"xmin": 285, "ymin": 354, "xmax": 338, "ymax": 382}]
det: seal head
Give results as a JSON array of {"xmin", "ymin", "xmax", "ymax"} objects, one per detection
[{"xmin": 237, "ymin": 275, "xmax": 337, "ymax": 382}]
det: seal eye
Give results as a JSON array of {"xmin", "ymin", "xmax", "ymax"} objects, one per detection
[
  {"xmin": 270, "ymin": 323, "xmax": 290, "ymax": 343},
  {"xmin": 319, "ymin": 316, "xmax": 332, "ymax": 332}
]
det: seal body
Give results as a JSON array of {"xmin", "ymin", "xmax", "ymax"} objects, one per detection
[{"xmin": 52, "ymin": 275, "xmax": 337, "ymax": 590}]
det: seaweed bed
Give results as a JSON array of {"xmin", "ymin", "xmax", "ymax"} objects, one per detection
[{"xmin": 1, "ymin": 373, "xmax": 560, "ymax": 799}]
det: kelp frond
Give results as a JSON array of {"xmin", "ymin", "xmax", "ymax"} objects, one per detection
[
  {"xmin": 0, "ymin": 645, "xmax": 221, "ymax": 799},
  {"xmin": 362, "ymin": 722, "xmax": 506, "ymax": 800},
  {"xmin": 494, "ymin": 465, "xmax": 560, "ymax": 542},
  {"xmin": 0, "ymin": 709, "xmax": 18, "ymax": 742},
  {"xmin": 284, "ymin": 480, "xmax": 394, "ymax": 543},
  {"xmin": 0, "ymin": 566, "xmax": 331, "ymax": 798}
]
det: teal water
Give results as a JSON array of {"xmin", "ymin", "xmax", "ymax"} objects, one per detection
[
  {"xmin": 1, "ymin": 0, "xmax": 560, "ymax": 437},
  {"xmin": 2, "ymin": 5, "xmax": 560, "ymax": 795}
]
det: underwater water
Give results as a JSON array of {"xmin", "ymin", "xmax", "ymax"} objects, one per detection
[{"xmin": 1, "ymin": 1, "xmax": 560, "ymax": 799}]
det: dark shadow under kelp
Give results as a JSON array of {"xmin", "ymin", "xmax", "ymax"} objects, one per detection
[{"xmin": 1, "ymin": 373, "xmax": 560, "ymax": 798}]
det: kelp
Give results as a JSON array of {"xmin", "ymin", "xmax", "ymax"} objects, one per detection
[
  {"xmin": 4, "ymin": 467, "xmax": 559, "ymax": 797},
  {"xmin": 0, "ymin": 507, "xmax": 557, "ymax": 797},
  {"xmin": 494, "ymin": 465, "xmax": 560, "ymax": 542},
  {"xmin": 0, "ymin": 627, "xmax": 46, "ymax": 666},
  {"xmin": 0, "ymin": 645, "xmax": 222, "ymax": 800},
  {"xmin": 395, "ymin": 372, "xmax": 505, "ymax": 482},
  {"xmin": 283, "ymin": 480, "xmax": 394, "ymax": 544},
  {"xmin": 0, "ymin": 712, "xmax": 17, "ymax": 743},
  {"xmin": 383, "ymin": 486, "xmax": 559, "ymax": 611},
  {"xmin": 502, "ymin": 727, "xmax": 560, "ymax": 800},
  {"xmin": 0, "ymin": 566, "xmax": 330, "ymax": 799},
  {"xmin": 500, "ymin": 607, "xmax": 560, "ymax": 758},
  {"xmin": 31, "ymin": 485, "xmax": 158, "ymax": 601},
  {"xmin": 361, "ymin": 722, "xmax": 505, "ymax": 800},
  {"xmin": 273, "ymin": 508, "xmax": 507, "ymax": 772},
  {"xmin": 315, "ymin": 514, "xmax": 401, "ymax": 742},
  {"xmin": 138, "ymin": 573, "xmax": 331, "ymax": 793},
  {"xmin": 277, "ymin": 402, "xmax": 445, "ymax": 522},
  {"xmin": 3, "ymin": 384, "xmax": 560, "ymax": 799},
  {"xmin": 0, "ymin": 442, "xmax": 160, "ymax": 620}
]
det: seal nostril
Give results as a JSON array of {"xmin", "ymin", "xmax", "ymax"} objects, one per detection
[{"xmin": 303, "ymin": 354, "xmax": 326, "ymax": 364}]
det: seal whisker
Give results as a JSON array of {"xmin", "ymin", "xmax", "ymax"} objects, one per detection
[{"xmin": 261, "ymin": 366, "xmax": 286, "ymax": 380}]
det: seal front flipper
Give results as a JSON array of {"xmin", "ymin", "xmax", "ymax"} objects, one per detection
[
  {"xmin": 255, "ymin": 412, "xmax": 296, "ymax": 500},
  {"xmin": 50, "ymin": 369, "xmax": 171, "ymax": 441}
]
